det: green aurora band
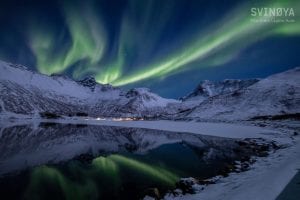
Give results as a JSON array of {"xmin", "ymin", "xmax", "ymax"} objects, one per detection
[
  {"xmin": 24, "ymin": 166, "xmax": 99, "ymax": 200},
  {"xmin": 110, "ymin": 154, "xmax": 179, "ymax": 185},
  {"xmin": 24, "ymin": 155, "xmax": 179, "ymax": 199},
  {"xmin": 29, "ymin": 1, "xmax": 106, "ymax": 75},
  {"xmin": 28, "ymin": 0, "xmax": 300, "ymax": 85}
]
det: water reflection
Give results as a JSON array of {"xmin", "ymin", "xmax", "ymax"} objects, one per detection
[{"xmin": 0, "ymin": 122, "xmax": 259, "ymax": 200}]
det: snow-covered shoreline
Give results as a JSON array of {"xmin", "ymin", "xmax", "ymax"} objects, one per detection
[
  {"xmin": 165, "ymin": 136, "xmax": 300, "ymax": 200},
  {"xmin": 0, "ymin": 118, "xmax": 280, "ymax": 139}
]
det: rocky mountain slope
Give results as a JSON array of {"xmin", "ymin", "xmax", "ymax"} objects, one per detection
[
  {"xmin": 183, "ymin": 67, "xmax": 300, "ymax": 120},
  {"xmin": 181, "ymin": 79, "xmax": 259, "ymax": 107},
  {"xmin": 0, "ymin": 61, "xmax": 178, "ymax": 117}
]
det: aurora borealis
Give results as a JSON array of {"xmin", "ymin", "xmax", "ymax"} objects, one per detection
[
  {"xmin": 0, "ymin": 0, "xmax": 300, "ymax": 97},
  {"xmin": 24, "ymin": 155, "xmax": 179, "ymax": 199}
]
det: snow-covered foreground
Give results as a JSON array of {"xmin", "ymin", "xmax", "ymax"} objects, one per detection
[
  {"xmin": 89, "ymin": 119, "xmax": 299, "ymax": 200},
  {"xmin": 165, "ymin": 136, "xmax": 300, "ymax": 200}
]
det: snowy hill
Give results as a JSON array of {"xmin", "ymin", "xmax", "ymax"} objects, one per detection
[
  {"xmin": 0, "ymin": 61, "xmax": 177, "ymax": 117},
  {"xmin": 181, "ymin": 79, "xmax": 259, "ymax": 107},
  {"xmin": 184, "ymin": 67, "xmax": 300, "ymax": 120},
  {"xmin": 118, "ymin": 88, "xmax": 179, "ymax": 117}
]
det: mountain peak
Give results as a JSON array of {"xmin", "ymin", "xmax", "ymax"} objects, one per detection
[
  {"xmin": 77, "ymin": 76, "xmax": 97, "ymax": 91},
  {"xmin": 181, "ymin": 78, "xmax": 260, "ymax": 101},
  {"xmin": 126, "ymin": 88, "xmax": 151, "ymax": 97}
]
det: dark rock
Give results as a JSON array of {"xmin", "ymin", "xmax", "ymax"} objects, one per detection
[
  {"xmin": 175, "ymin": 178, "xmax": 197, "ymax": 194},
  {"xmin": 39, "ymin": 112, "xmax": 61, "ymax": 119},
  {"xmin": 143, "ymin": 188, "xmax": 161, "ymax": 200},
  {"xmin": 75, "ymin": 112, "xmax": 89, "ymax": 117},
  {"xmin": 77, "ymin": 76, "xmax": 97, "ymax": 91}
]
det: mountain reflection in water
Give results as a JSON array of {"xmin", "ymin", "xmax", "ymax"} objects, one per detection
[{"xmin": 0, "ymin": 122, "xmax": 262, "ymax": 200}]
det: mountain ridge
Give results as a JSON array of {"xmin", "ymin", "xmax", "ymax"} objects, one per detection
[
  {"xmin": 183, "ymin": 67, "xmax": 300, "ymax": 120},
  {"xmin": 0, "ymin": 60, "xmax": 299, "ymax": 121},
  {"xmin": 0, "ymin": 60, "xmax": 177, "ymax": 118}
]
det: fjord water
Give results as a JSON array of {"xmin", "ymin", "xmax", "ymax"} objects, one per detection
[{"xmin": 0, "ymin": 123, "xmax": 255, "ymax": 200}]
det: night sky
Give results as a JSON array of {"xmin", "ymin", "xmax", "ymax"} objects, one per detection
[{"xmin": 0, "ymin": 0, "xmax": 300, "ymax": 98}]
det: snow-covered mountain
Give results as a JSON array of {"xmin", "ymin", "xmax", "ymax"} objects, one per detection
[
  {"xmin": 1, "ymin": 60, "xmax": 299, "ymax": 121},
  {"xmin": 0, "ymin": 61, "xmax": 177, "ymax": 117},
  {"xmin": 183, "ymin": 67, "xmax": 300, "ymax": 120},
  {"xmin": 181, "ymin": 79, "xmax": 259, "ymax": 106}
]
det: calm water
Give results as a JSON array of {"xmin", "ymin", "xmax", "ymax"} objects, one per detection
[{"xmin": 0, "ymin": 122, "xmax": 261, "ymax": 200}]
